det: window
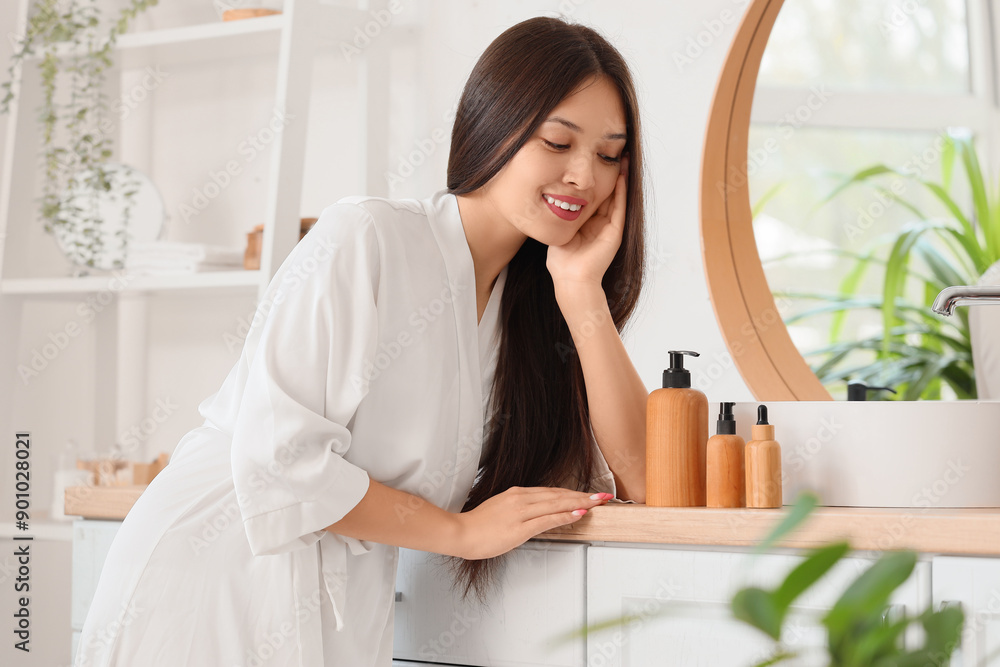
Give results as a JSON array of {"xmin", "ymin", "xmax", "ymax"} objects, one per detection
[{"xmin": 748, "ymin": 0, "xmax": 996, "ymax": 400}]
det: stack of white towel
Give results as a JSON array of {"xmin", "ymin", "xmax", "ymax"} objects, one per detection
[{"xmin": 125, "ymin": 241, "xmax": 245, "ymax": 275}]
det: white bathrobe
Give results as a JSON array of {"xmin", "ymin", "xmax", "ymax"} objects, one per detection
[{"xmin": 74, "ymin": 189, "xmax": 617, "ymax": 667}]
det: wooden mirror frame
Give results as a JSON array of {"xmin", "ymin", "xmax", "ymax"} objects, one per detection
[{"xmin": 700, "ymin": 0, "xmax": 833, "ymax": 400}]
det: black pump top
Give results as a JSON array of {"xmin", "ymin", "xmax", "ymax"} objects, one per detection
[
  {"xmin": 663, "ymin": 350, "xmax": 699, "ymax": 388},
  {"xmin": 847, "ymin": 382, "xmax": 897, "ymax": 401},
  {"xmin": 716, "ymin": 402, "xmax": 736, "ymax": 435},
  {"xmin": 756, "ymin": 404, "xmax": 769, "ymax": 425}
]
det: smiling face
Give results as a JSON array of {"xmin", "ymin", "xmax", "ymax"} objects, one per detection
[{"xmin": 477, "ymin": 75, "xmax": 628, "ymax": 246}]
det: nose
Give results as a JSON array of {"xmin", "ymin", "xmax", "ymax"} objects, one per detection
[{"xmin": 563, "ymin": 152, "xmax": 595, "ymax": 191}]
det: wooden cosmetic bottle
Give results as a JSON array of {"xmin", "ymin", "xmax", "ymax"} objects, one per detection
[
  {"xmin": 706, "ymin": 402, "xmax": 745, "ymax": 508},
  {"xmin": 745, "ymin": 405, "xmax": 783, "ymax": 508},
  {"xmin": 646, "ymin": 350, "xmax": 709, "ymax": 506}
]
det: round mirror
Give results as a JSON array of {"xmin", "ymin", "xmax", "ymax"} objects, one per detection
[{"xmin": 701, "ymin": 0, "xmax": 998, "ymax": 401}]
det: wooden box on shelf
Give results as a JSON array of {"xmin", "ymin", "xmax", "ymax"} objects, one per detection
[
  {"xmin": 223, "ymin": 9, "xmax": 282, "ymax": 21},
  {"xmin": 244, "ymin": 217, "xmax": 318, "ymax": 270},
  {"xmin": 76, "ymin": 452, "xmax": 170, "ymax": 487}
]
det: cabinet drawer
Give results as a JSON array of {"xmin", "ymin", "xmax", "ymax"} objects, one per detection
[
  {"xmin": 71, "ymin": 519, "xmax": 123, "ymax": 631},
  {"xmin": 588, "ymin": 546, "xmax": 930, "ymax": 667},
  {"xmin": 933, "ymin": 555, "xmax": 1000, "ymax": 667},
  {"xmin": 393, "ymin": 540, "xmax": 587, "ymax": 666}
]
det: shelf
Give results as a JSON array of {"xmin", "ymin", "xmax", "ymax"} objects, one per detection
[
  {"xmin": 117, "ymin": 15, "xmax": 288, "ymax": 70},
  {"xmin": 1, "ymin": 269, "xmax": 262, "ymax": 297},
  {"xmin": 22, "ymin": 7, "xmax": 372, "ymax": 71}
]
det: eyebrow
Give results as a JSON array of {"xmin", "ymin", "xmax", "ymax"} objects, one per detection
[{"xmin": 544, "ymin": 116, "xmax": 627, "ymax": 141}]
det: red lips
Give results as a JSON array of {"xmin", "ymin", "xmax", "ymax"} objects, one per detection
[{"xmin": 543, "ymin": 192, "xmax": 588, "ymax": 206}]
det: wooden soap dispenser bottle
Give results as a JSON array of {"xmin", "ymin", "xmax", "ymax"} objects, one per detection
[
  {"xmin": 706, "ymin": 402, "xmax": 745, "ymax": 508},
  {"xmin": 646, "ymin": 350, "xmax": 709, "ymax": 506},
  {"xmin": 745, "ymin": 405, "xmax": 783, "ymax": 508}
]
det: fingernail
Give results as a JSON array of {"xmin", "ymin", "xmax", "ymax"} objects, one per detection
[
  {"xmin": 590, "ymin": 493, "xmax": 613, "ymax": 500},
  {"xmin": 572, "ymin": 509, "xmax": 587, "ymax": 516}
]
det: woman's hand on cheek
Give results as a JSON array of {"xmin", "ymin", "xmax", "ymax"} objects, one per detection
[{"xmin": 545, "ymin": 154, "xmax": 629, "ymax": 291}]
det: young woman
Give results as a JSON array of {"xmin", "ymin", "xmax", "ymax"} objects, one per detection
[{"xmin": 75, "ymin": 14, "xmax": 648, "ymax": 667}]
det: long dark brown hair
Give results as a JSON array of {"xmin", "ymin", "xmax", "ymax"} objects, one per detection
[{"xmin": 444, "ymin": 15, "xmax": 647, "ymax": 603}]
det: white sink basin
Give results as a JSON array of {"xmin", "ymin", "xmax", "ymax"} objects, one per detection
[{"xmin": 728, "ymin": 401, "xmax": 1000, "ymax": 508}]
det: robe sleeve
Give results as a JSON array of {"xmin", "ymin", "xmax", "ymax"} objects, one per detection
[
  {"xmin": 589, "ymin": 429, "xmax": 638, "ymax": 504},
  {"xmin": 231, "ymin": 202, "xmax": 382, "ymax": 557},
  {"xmin": 588, "ymin": 430, "xmax": 617, "ymax": 496}
]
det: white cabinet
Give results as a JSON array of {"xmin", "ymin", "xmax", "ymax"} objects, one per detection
[
  {"xmin": 933, "ymin": 556, "xmax": 1000, "ymax": 667},
  {"xmin": 588, "ymin": 545, "xmax": 930, "ymax": 667},
  {"xmin": 70, "ymin": 519, "xmax": 122, "ymax": 665},
  {"xmin": 393, "ymin": 540, "xmax": 588, "ymax": 666}
]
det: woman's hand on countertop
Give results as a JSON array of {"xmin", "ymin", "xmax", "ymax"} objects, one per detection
[{"xmin": 455, "ymin": 486, "xmax": 612, "ymax": 560}]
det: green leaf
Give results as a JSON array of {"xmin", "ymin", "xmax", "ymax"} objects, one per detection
[
  {"xmin": 848, "ymin": 612, "xmax": 911, "ymax": 665},
  {"xmin": 750, "ymin": 649, "xmax": 799, "ymax": 667},
  {"xmin": 754, "ymin": 491, "xmax": 819, "ymax": 554},
  {"xmin": 732, "ymin": 587, "xmax": 783, "ymax": 641},
  {"xmin": 941, "ymin": 132, "xmax": 956, "ymax": 192},
  {"xmin": 815, "ymin": 164, "xmax": 900, "ymax": 212},
  {"xmin": 752, "ymin": 182, "xmax": 787, "ymax": 218},
  {"xmin": 823, "ymin": 551, "xmax": 917, "ymax": 647},
  {"xmin": 958, "ymin": 135, "xmax": 998, "ymax": 260},
  {"xmin": 772, "ymin": 541, "xmax": 850, "ymax": 611},
  {"xmin": 921, "ymin": 605, "xmax": 965, "ymax": 658}
]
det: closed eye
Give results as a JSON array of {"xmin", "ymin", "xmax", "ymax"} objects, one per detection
[{"xmin": 543, "ymin": 139, "xmax": 622, "ymax": 164}]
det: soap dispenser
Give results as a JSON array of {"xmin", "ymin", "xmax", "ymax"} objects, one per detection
[
  {"xmin": 847, "ymin": 382, "xmax": 897, "ymax": 401},
  {"xmin": 745, "ymin": 405, "xmax": 783, "ymax": 508},
  {"xmin": 706, "ymin": 402, "xmax": 746, "ymax": 508},
  {"xmin": 646, "ymin": 350, "xmax": 709, "ymax": 507}
]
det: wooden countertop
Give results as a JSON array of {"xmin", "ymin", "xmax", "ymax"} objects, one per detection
[
  {"xmin": 65, "ymin": 486, "xmax": 1000, "ymax": 556},
  {"xmin": 541, "ymin": 503, "xmax": 1000, "ymax": 556}
]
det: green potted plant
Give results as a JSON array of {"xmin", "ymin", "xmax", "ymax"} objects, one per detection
[
  {"xmin": 768, "ymin": 133, "xmax": 999, "ymax": 400},
  {"xmin": 0, "ymin": 0, "xmax": 159, "ymax": 268}
]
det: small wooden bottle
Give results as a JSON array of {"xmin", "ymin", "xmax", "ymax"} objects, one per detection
[
  {"xmin": 646, "ymin": 350, "xmax": 709, "ymax": 506},
  {"xmin": 706, "ymin": 402, "xmax": 745, "ymax": 508},
  {"xmin": 745, "ymin": 405, "xmax": 783, "ymax": 508}
]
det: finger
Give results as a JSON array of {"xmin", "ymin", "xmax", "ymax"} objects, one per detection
[
  {"xmin": 595, "ymin": 192, "xmax": 612, "ymax": 219},
  {"xmin": 613, "ymin": 170, "xmax": 627, "ymax": 219},
  {"xmin": 523, "ymin": 509, "xmax": 590, "ymax": 536},
  {"xmin": 519, "ymin": 488, "xmax": 613, "ymax": 504},
  {"xmin": 519, "ymin": 495, "xmax": 611, "ymax": 520}
]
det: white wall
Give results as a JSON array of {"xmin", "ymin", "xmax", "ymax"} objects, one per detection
[
  {"xmin": 2, "ymin": 0, "xmax": 755, "ymax": 471},
  {"xmin": 0, "ymin": 1, "xmax": 752, "ymax": 662}
]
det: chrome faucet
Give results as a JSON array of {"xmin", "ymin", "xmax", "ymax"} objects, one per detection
[{"xmin": 931, "ymin": 285, "xmax": 1000, "ymax": 316}]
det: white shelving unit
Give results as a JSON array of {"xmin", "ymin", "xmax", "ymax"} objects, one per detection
[{"xmin": 0, "ymin": 0, "xmax": 392, "ymax": 518}]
